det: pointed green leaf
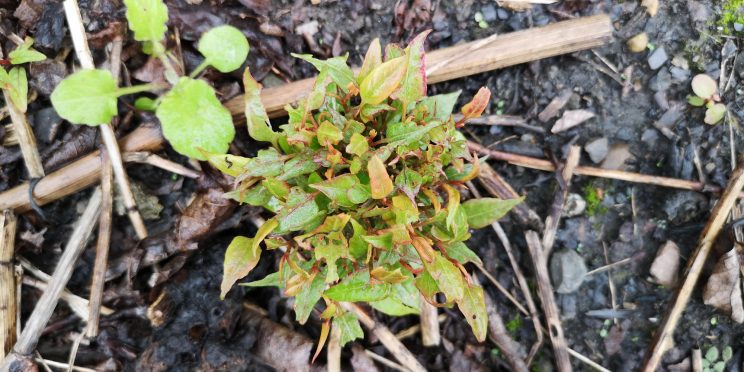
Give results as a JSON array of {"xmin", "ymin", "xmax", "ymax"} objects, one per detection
[
  {"xmin": 293, "ymin": 54, "xmax": 355, "ymax": 92},
  {"xmin": 445, "ymin": 242, "xmax": 483, "ymax": 266},
  {"xmin": 198, "ymin": 25, "xmax": 249, "ymax": 73},
  {"xmin": 324, "ymin": 271, "xmax": 391, "ymax": 302},
  {"xmin": 461, "ymin": 197, "xmax": 524, "ymax": 229},
  {"xmin": 5, "ymin": 67, "xmax": 28, "ymax": 113},
  {"xmin": 156, "ymin": 77, "xmax": 235, "ymax": 160},
  {"xmin": 419, "ymin": 91, "xmax": 461, "ymax": 121},
  {"xmin": 360, "ymin": 56, "xmax": 407, "ymax": 105},
  {"xmin": 346, "ymin": 133, "xmax": 369, "ymax": 156},
  {"xmin": 422, "ymin": 251, "xmax": 465, "ymax": 302},
  {"xmin": 51, "ymin": 69, "xmax": 118, "ymax": 125},
  {"xmin": 220, "ymin": 236, "xmax": 259, "ymax": 299},
  {"xmin": 243, "ymin": 68, "xmax": 278, "ymax": 146},
  {"xmin": 295, "ymin": 271, "xmax": 326, "ymax": 324},
  {"xmin": 456, "ymin": 283, "xmax": 488, "ymax": 342},
  {"xmin": 317, "ymin": 121, "xmax": 343, "ymax": 145},
  {"xmin": 203, "ymin": 152, "xmax": 251, "ymax": 177},
  {"xmin": 370, "ymin": 280, "xmax": 420, "ymax": 316},
  {"xmin": 368, "ymin": 155, "xmax": 394, "ymax": 199},
  {"xmin": 314, "ymin": 231, "xmax": 349, "ymax": 283},
  {"xmin": 349, "ymin": 219, "xmax": 370, "ymax": 260},
  {"xmin": 8, "ymin": 37, "xmax": 46, "ymax": 65},
  {"xmin": 276, "ymin": 188, "xmax": 322, "ymax": 232},
  {"xmin": 310, "ymin": 174, "xmax": 369, "ymax": 208},
  {"xmin": 396, "ymin": 30, "xmax": 430, "ymax": 109},
  {"xmin": 334, "ymin": 312, "xmax": 364, "ymax": 347},
  {"xmin": 124, "ymin": 0, "xmax": 168, "ymax": 44}
]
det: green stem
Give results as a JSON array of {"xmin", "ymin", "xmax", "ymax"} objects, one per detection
[
  {"xmin": 115, "ymin": 83, "xmax": 167, "ymax": 97},
  {"xmin": 189, "ymin": 60, "xmax": 211, "ymax": 79},
  {"xmin": 157, "ymin": 53, "xmax": 180, "ymax": 85}
]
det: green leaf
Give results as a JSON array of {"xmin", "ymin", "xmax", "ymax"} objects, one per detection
[
  {"xmin": 124, "ymin": 0, "xmax": 169, "ymax": 44},
  {"xmin": 276, "ymin": 188, "xmax": 322, "ymax": 232},
  {"xmin": 278, "ymin": 151, "xmax": 321, "ymax": 181},
  {"xmin": 346, "ymin": 133, "xmax": 369, "ymax": 156},
  {"xmin": 385, "ymin": 43, "xmax": 405, "ymax": 60},
  {"xmin": 198, "ymin": 25, "xmax": 249, "ymax": 73},
  {"xmin": 444, "ymin": 184, "xmax": 460, "ymax": 232},
  {"xmin": 396, "ymin": 30, "xmax": 430, "ymax": 110},
  {"xmin": 422, "ymin": 251, "xmax": 465, "ymax": 302},
  {"xmin": 240, "ymin": 271, "xmax": 282, "ymax": 287},
  {"xmin": 419, "ymin": 91, "xmax": 461, "ymax": 121},
  {"xmin": 395, "ymin": 168, "xmax": 422, "ymax": 201},
  {"xmin": 220, "ymin": 236, "xmax": 260, "ymax": 299},
  {"xmin": 317, "ymin": 121, "xmax": 343, "ymax": 145},
  {"xmin": 360, "ymin": 56, "xmax": 407, "ymax": 105},
  {"xmin": 156, "ymin": 77, "xmax": 235, "ymax": 160},
  {"xmin": 5, "ymin": 67, "xmax": 28, "ymax": 113},
  {"xmin": 363, "ymin": 232, "xmax": 394, "ymax": 250},
  {"xmin": 384, "ymin": 120, "xmax": 439, "ymax": 148},
  {"xmin": 334, "ymin": 312, "xmax": 364, "ymax": 347},
  {"xmin": 687, "ymin": 95, "xmax": 705, "ymax": 107},
  {"xmin": 51, "ymin": 69, "xmax": 118, "ymax": 125},
  {"xmin": 391, "ymin": 194, "xmax": 419, "ymax": 224},
  {"xmin": 293, "ymin": 54, "xmax": 355, "ymax": 92},
  {"xmin": 692, "ymin": 74, "xmax": 717, "ymax": 99},
  {"xmin": 262, "ymin": 177, "xmax": 290, "ymax": 199},
  {"xmin": 134, "ymin": 96, "xmax": 158, "ymax": 111},
  {"xmin": 368, "ymin": 155, "xmax": 394, "ymax": 199},
  {"xmin": 357, "ymin": 38, "xmax": 381, "ymax": 84},
  {"xmin": 456, "ymin": 283, "xmax": 488, "ymax": 342},
  {"xmin": 349, "ymin": 219, "xmax": 370, "ymax": 260},
  {"xmin": 370, "ymin": 280, "xmax": 420, "ymax": 316},
  {"xmin": 415, "ymin": 269, "xmax": 443, "ymax": 305},
  {"xmin": 445, "ymin": 242, "xmax": 483, "ymax": 266},
  {"xmin": 8, "ymin": 37, "xmax": 46, "ymax": 65},
  {"xmin": 705, "ymin": 347, "xmax": 719, "ymax": 362},
  {"xmin": 324, "ymin": 271, "xmax": 391, "ymax": 302},
  {"xmin": 704, "ymin": 103, "xmax": 726, "ymax": 125},
  {"xmin": 243, "ymin": 68, "xmax": 278, "ymax": 146},
  {"xmin": 203, "ymin": 152, "xmax": 251, "ymax": 177},
  {"xmin": 295, "ymin": 271, "xmax": 326, "ymax": 324},
  {"xmin": 314, "ymin": 231, "xmax": 349, "ymax": 283},
  {"xmin": 461, "ymin": 197, "xmax": 524, "ymax": 229},
  {"xmin": 310, "ymin": 174, "xmax": 369, "ymax": 208}
]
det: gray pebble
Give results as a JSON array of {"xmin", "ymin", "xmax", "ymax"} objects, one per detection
[
  {"xmin": 669, "ymin": 66, "xmax": 690, "ymax": 82},
  {"xmin": 648, "ymin": 47, "xmax": 668, "ymax": 70},
  {"xmin": 585, "ymin": 137, "xmax": 609, "ymax": 163},
  {"xmin": 497, "ymin": 8, "xmax": 509, "ymax": 20},
  {"xmin": 550, "ymin": 249, "xmax": 588, "ymax": 294},
  {"xmin": 481, "ymin": 4, "xmax": 497, "ymax": 22}
]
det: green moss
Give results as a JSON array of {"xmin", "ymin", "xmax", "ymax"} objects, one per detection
[
  {"xmin": 719, "ymin": 0, "xmax": 744, "ymax": 33},
  {"xmin": 506, "ymin": 314, "xmax": 522, "ymax": 334},
  {"xmin": 582, "ymin": 182, "xmax": 607, "ymax": 216}
]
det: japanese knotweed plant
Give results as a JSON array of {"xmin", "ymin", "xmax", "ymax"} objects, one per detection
[
  {"xmin": 1, "ymin": 37, "xmax": 47, "ymax": 112},
  {"xmin": 50, "ymin": 0, "xmax": 249, "ymax": 160},
  {"xmin": 212, "ymin": 31, "xmax": 523, "ymax": 352}
]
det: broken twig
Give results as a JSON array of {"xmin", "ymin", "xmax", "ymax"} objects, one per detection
[
  {"xmin": 542, "ymin": 145, "xmax": 581, "ymax": 256},
  {"xmin": 0, "ymin": 210, "xmax": 17, "ymax": 358}
]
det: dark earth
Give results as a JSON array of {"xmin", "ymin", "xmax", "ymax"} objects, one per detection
[{"xmin": 3, "ymin": 0, "xmax": 744, "ymax": 370}]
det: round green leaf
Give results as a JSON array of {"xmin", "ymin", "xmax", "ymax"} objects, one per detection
[
  {"xmin": 124, "ymin": 0, "xmax": 169, "ymax": 43},
  {"xmin": 156, "ymin": 77, "xmax": 235, "ymax": 160},
  {"xmin": 691, "ymin": 74, "xmax": 717, "ymax": 100},
  {"xmin": 198, "ymin": 25, "xmax": 249, "ymax": 73},
  {"xmin": 704, "ymin": 103, "xmax": 726, "ymax": 125},
  {"xmin": 51, "ymin": 69, "xmax": 119, "ymax": 126}
]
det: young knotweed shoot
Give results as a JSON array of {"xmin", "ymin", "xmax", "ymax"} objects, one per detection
[
  {"xmin": 0, "ymin": 37, "xmax": 46, "ymax": 112},
  {"xmin": 50, "ymin": 0, "xmax": 248, "ymax": 160},
  {"xmin": 211, "ymin": 32, "xmax": 523, "ymax": 353},
  {"xmin": 689, "ymin": 73, "xmax": 726, "ymax": 125}
]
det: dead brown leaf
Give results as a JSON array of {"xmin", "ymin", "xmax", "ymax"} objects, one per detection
[
  {"xmin": 649, "ymin": 240, "xmax": 680, "ymax": 287},
  {"xmin": 538, "ymin": 89, "xmax": 573, "ymax": 122},
  {"xmin": 550, "ymin": 109, "xmax": 595, "ymax": 133},
  {"xmin": 703, "ymin": 248, "xmax": 744, "ymax": 323}
]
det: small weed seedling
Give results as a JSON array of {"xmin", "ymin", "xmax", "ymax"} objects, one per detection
[
  {"xmin": 1, "ymin": 37, "xmax": 47, "ymax": 113},
  {"xmin": 210, "ymin": 32, "xmax": 522, "ymax": 354},
  {"xmin": 702, "ymin": 345, "xmax": 733, "ymax": 372},
  {"xmin": 688, "ymin": 74, "xmax": 726, "ymax": 125},
  {"xmin": 50, "ymin": 0, "xmax": 249, "ymax": 160}
]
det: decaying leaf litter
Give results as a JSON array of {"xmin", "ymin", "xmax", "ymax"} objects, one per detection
[{"xmin": 1, "ymin": 0, "xmax": 744, "ymax": 370}]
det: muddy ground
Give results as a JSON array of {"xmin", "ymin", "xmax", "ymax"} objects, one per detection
[{"xmin": 3, "ymin": 0, "xmax": 744, "ymax": 370}]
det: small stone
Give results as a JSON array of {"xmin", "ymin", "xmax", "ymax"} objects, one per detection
[
  {"xmin": 585, "ymin": 137, "xmax": 609, "ymax": 163},
  {"xmin": 649, "ymin": 241, "xmax": 680, "ymax": 287},
  {"xmin": 641, "ymin": 129, "xmax": 659, "ymax": 146},
  {"xmin": 736, "ymin": 23, "xmax": 744, "ymax": 32},
  {"xmin": 648, "ymin": 47, "xmax": 668, "ymax": 70},
  {"xmin": 671, "ymin": 55, "xmax": 689, "ymax": 70},
  {"xmin": 497, "ymin": 8, "xmax": 509, "ymax": 20},
  {"xmin": 481, "ymin": 4, "xmax": 497, "ymax": 22},
  {"xmin": 663, "ymin": 191, "xmax": 707, "ymax": 224},
  {"xmin": 669, "ymin": 66, "xmax": 690, "ymax": 82},
  {"xmin": 654, "ymin": 91, "xmax": 669, "ymax": 110},
  {"xmin": 550, "ymin": 249, "xmax": 588, "ymax": 294},
  {"xmin": 600, "ymin": 144, "xmax": 633, "ymax": 170},
  {"xmin": 649, "ymin": 69, "xmax": 671, "ymax": 91},
  {"xmin": 562, "ymin": 193, "xmax": 586, "ymax": 217},
  {"xmin": 115, "ymin": 182, "xmax": 163, "ymax": 220}
]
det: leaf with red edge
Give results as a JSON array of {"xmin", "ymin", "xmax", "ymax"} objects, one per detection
[
  {"xmin": 220, "ymin": 236, "xmax": 259, "ymax": 299},
  {"xmin": 459, "ymin": 87, "xmax": 491, "ymax": 124},
  {"xmin": 395, "ymin": 30, "xmax": 431, "ymax": 110}
]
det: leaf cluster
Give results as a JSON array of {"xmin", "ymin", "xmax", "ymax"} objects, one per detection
[
  {"xmin": 688, "ymin": 74, "xmax": 726, "ymax": 125},
  {"xmin": 1, "ymin": 37, "xmax": 46, "ymax": 112},
  {"xmin": 213, "ymin": 32, "xmax": 522, "ymax": 347},
  {"xmin": 50, "ymin": 0, "xmax": 249, "ymax": 160}
]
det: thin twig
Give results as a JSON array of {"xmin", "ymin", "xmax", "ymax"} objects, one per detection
[
  {"xmin": 585, "ymin": 257, "xmax": 632, "ymax": 276},
  {"xmin": 395, "ymin": 314, "xmax": 447, "ymax": 340},
  {"xmin": 419, "ymin": 295, "xmax": 440, "ymax": 346},
  {"xmin": 341, "ymin": 303, "xmax": 426, "ymax": 372},
  {"xmin": 3, "ymin": 188, "xmax": 100, "ymax": 366},
  {"xmin": 482, "ymin": 280, "xmax": 529, "ymax": 372},
  {"xmin": 601, "ymin": 242, "xmax": 618, "ymax": 325},
  {"xmin": 0, "ymin": 210, "xmax": 17, "ymax": 358},
  {"xmin": 123, "ymin": 152, "xmax": 200, "ymax": 178},
  {"xmin": 525, "ymin": 231, "xmax": 571, "ymax": 372},
  {"xmin": 642, "ymin": 156, "xmax": 744, "ymax": 370},
  {"xmin": 475, "ymin": 263, "xmax": 529, "ymax": 316},
  {"xmin": 62, "ymin": 0, "xmax": 148, "ymax": 240},
  {"xmin": 327, "ymin": 321, "xmax": 341, "ymax": 372},
  {"xmin": 33, "ymin": 357, "xmax": 97, "ymax": 372},
  {"xmin": 364, "ymin": 350, "xmax": 408, "ymax": 372},
  {"xmin": 21, "ymin": 276, "xmax": 113, "ymax": 320},
  {"xmin": 468, "ymin": 141, "xmax": 743, "ymax": 197},
  {"xmin": 542, "ymin": 145, "xmax": 581, "ymax": 256},
  {"xmin": 87, "ymin": 148, "xmax": 113, "ymax": 337}
]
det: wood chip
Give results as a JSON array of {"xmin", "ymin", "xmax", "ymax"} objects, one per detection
[
  {"xmin": 550, "ymin": 109, "xmax": 595, "ymax": 133},
  {"xmin": 649, "ymin": 240, "xmax": 680, "ymax": 287},
  {"xmin": 702, "ymin": 248, "xmax": 744, "ymax": 323},
  {"xmin": 538, "ymin": 89, "xmax": 573, "ymax": 122}
]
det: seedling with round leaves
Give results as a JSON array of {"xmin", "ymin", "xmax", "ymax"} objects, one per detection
[
  {"xmin": 211, "ymin": 32, "xmax": 523, "ymax": 355},
  {"xmin": 50, "ymin": 0, "xmax": 249, "ymax": 160},
  {"xmin": 688, "ymin": 74, "xmax": 726, "ymax": 125}
]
